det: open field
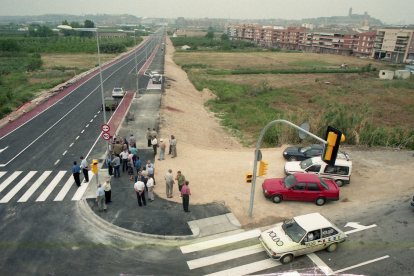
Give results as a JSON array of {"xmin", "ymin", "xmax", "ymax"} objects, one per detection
[{"xmin": 173, "ymin": 51, "xmax": 414, "ymax": 148}]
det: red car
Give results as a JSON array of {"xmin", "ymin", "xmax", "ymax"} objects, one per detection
[{"xmin": 262, "ymin": 173, "xmax": 339, "ymax": 206}]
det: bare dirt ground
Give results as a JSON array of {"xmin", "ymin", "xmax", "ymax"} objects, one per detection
[{"xmin": 154, "ymin": 36, "xmax": 414, "ymax": 228}]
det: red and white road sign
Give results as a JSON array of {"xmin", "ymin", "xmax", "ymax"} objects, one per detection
[
  {"xmin": 102, "ymin": 132, "xmax": 110, "ymax": 140},
  {"xmin": 101, "ymin": 124, "xmax": 110, "ymax": 132}
]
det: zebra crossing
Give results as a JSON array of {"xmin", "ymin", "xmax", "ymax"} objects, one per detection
[
  {"xmin": 0, "ymin": 170, "xmax": 93, "ymax": 204},
  {"xmin": 180, "ymin": 230, "xmax": 284, "ymax": 276}
]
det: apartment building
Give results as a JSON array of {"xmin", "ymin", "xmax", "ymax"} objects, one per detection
[
  {"xmin": 373, "ymin": 27, "xmax": 414, "ymax": 62},
  {"xmin": 353, "ymin": 31, "xmax": 376, "ymax": 57}
]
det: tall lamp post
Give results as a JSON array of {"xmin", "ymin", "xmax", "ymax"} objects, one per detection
[
  {"xmin": 118, "ymin": 29, "xmax": 139, "ymax": 94},
  {"xmin": 58, "ymin": 25, "xmax": 109, "ymax": 153}
]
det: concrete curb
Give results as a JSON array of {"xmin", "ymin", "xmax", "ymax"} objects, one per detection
[{"xmin": 77, "ymin": 196, "xmax": 199, "ymax": 241}]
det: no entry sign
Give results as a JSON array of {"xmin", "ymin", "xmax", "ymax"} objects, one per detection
[{"xmin": 101, "ymin": 124, "xmax": 110, "ymax": 133}]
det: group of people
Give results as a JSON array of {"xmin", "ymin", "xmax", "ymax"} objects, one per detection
[{"xmin": 146, "ymin": 128, "xmax": 178, "ymax": 159}]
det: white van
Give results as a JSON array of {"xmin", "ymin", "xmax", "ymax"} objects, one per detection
[{"xmin": 284, "ymin": 157, "xmax": 352, "ymax": 187}]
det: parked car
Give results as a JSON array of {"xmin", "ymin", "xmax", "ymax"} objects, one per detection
[
  {"xmin": 259, "ymin": 213, "xmax": 347, "ymax": 264},
  {"xmin": 381, "ymin": 57, "xmax": 391, "ymax": 62},
  {"xmin": 284, "ymin": 157, "xmax": 352, "ymax": 187},
  {"xmin": 262, "ymin": 173, "xmax": 339, "ymax": 206},
  {"xmin": 283, "ymin": 144, "xmax": 349, "ymax": 162},
  {"xmin": 149, "ymin": 71, "xmax": 159, "ymax": 78},
  {"xmin": 152, "ymin": 74, "xmax": 162, "ymax": 84},
  {"xmin": 101, "ymin": 97, "xmax": 118, "ymax": 111},
  {"xmin": 111, "ymin": 86, "xmax": 124, "ymax": 98}
]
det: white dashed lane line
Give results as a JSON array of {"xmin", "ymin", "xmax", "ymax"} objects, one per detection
[
  {"xmin": 86, "ymin": 124, "xmax": 89, "ymax": 128},
  {"xmin": 90, "ymin": 119, "xmax": 93, "ymax": 123},
  {"xmin": 69, "ymin": 143, "xmax": 74, "ymax": 147},
  {"xmin": 62, "ymin": 151, "xmax": 67, "ymax": 156},
  {"xmin": 54, "ymin": 159, "xmax": 60, "ymax": 165},
  {"xmin": 76, "ymin": 136, "xmax": 79, "ymax": 140},
  {"xmin": 94, "ymin": 115, "xmax": 97, "ymax": 118},
  {"xmin": 81, "ymin": 130, "xmax": 85, "ymax": 134}
]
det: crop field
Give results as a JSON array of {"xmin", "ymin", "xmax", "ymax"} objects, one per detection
[{"xmin": 173, "ymin": 51, "xmax": 414, "ymax": 148}]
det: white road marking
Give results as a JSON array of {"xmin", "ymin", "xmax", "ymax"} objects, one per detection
[
  {"xmin": 0, "ymin": 171, "xmax": 6, "ymax": 179},
  {"xmin": 86, "ymin": 124, "xmax": 89, "ymax": 128},
  {"xmin": 81, "ymin": 129, "xmax": 85, "ymax": 134},
  {"xmin": 54, "ymin": 159, "xmax": 60, "ymax": 165},
  {"xmin": 97, "ymin": 111, "xmax": 100, "ymax": 114},
  {"xmin": 62, "ymin": 151, "xmax": 67, "ymax": 156},
  {"xmin": 35, "ymin": 171, "xmax": 66, "ymax": 202},
  {"xmin": 0, "ymin": 146, "xmax": 9, "ymax": 153},
  {"xmin": 71, "ymin": 171, "xmax": 93, "ymax": 201},
  {"xmin": 0, "ymin": 171, "xmax": 22, "ymax": 193},
  {"xmin": 204, "ymin": 259, "xmax": 281, "ymax": 276},
  {"xmin": 69, "ymin": 143, "xmax": 74, "ymax": 147},
  {"xmin": 331, "ymin": 255, "xmax": 389, "ymax": 275},
  {"xmin": 187, "ymin": 244, "xmax": 264, "ymax": 270},
  {"xmin": 76, "ymin": 136, "xmax": 79, "ymax": 140},
  {"xmin": 0, "ymin": 171, "xmax": 37, "ymax": 203},
  {"xmin": 17, "ymin": 171, "xmax": 52, "ymax": 202},
  {"xmin": 307, "ymin": 253, "xmax": 334, "ymax": 275},
  {"xmin": 344, "ymin": 222, "xmax": 377, "ymax": 235},
  {"xmin": 90, "ymin": 119, "xmax": 93, "ymax": 123},
  {"xmin": 94, "ymin": 115, "xmax": 97, "ymax": 118},
  {"xmin": 180, "ymin": 229, "xmax": 261, "ymax": 254},
  {"xmin": 54, "ymin": 175, "xmax": 74, "ymax": 201}
]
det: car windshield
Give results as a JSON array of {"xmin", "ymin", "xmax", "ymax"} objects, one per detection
[
  {"xmin": 300, "ymin": 158, "xmax": 313, "ymax": 169},
  {"xmin": 114, "ymin": 88, "xmax": 122, "ymax": 92},
  {"xmin": 299, "ymin": 146, "xmax": 311, "ymax": 153},
  {"xmin": 283, "ymin": 175, "xmax": 297, "ymax": 188},
  {"xmin": 282, "ymin": 219, "xmax": 306, "ymax": 243},
  {"xmin": 319, "ymin": 177, "xmax": 329, "ymax": 190}
]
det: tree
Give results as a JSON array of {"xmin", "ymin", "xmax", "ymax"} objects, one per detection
[
  {"xmin": 205, "ymin": 31, "xmax": 214, "ymax": 39},
  {"xmin": 83, "ymin": 20, "xmax": 95, "ymax": 38},
  {"xmin": 0, "ymin": 39, "xmax": 21, "ymax": 52},
  {"xmin": 221, "ymin": 33, "xmax": 229, "ymax": 40}
]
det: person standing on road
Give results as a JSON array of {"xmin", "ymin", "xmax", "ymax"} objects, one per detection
[
  {"xmin": 168, "ymin": 136, "xmax": 172, "ymax": 155},
  {"xmin": 134, "ymin": 179, "xmax": 146, "ymax": 207},
  {"xmin": 147, "ymin": 175, "xmax": 155, "ymax": 201},
  {"xmin": 109, "ymin": 136, "xmax": 115, "ymax": 154},
  {"xmin": 129, "ymin": 134, "xmax": 136, "ymax": 148},
  {"xmin": 135, "ymin": 170, "xmax": 145, "ymax": 183},
  {"xmin": 96, "ymin": 183, "xmax": 107, "ymax": 212},
  {"xmin": 129, "ymin": 146, "xmax": 138, "ymax": 164},
  {"xmin": 105, "ymin": 153, "xmax": 113, "ymax": 176},
  {"xmin": 181, "ymin": 181, "xmax": 191, "ymax": 212},
  {"xmin": 175, "ymin": 171, "xmax": 185, "ymax": 198},
  {"xmin": 104, "ymin": 179, "xmax": 112, "ymax": 204},
  {"xmin": 151, "ymin": 128, "xmax": 157, "ymax": 139},
  {"xmin": 165, "ymin": 169, "xmax": 174, "ymax": 198},
  {"xmin": 72, "ymin": 161, "xmax": 81, "ymax": 187},
  {"xmin": 171, "ymin": 135, "xmax": 177, "ymax": 158},
  {"xmin": 120, "ymin": 149, "xmax": 129, "ymax": 173},
  {"xmin": 152, "ymin": 136, "xmax": 158, "ymax": 156},
  {"xmin": 113, "ymin": 141, "xmax": 123, "ymax": 156},
  {"xmin": 127, "ymin": 158, "xmax": 134, "ymax": 180},
  {"xmin": 135, "ymin": 157, "xmax": 141, "ymax": 174},
  {"xmin": 158, "ymin": 138, "xmax": 166, "ymax": 160},
  {"xmin": 146, "ymin": 128, "xmax": 152, "ymax": 147},
  {"xmin": 111, "ymin": 154, "xmax": 121, "ymax": 178},
  {"xmin": 146, "ymin": 160, "xmax": 155, "ymax": 177},
  {"xmin": 80, "ymin": 156, "xmax": 89, "ymax": 183}
]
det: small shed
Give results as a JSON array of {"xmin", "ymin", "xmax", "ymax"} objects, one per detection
[
  {"xmin": 379, "ymin": 70, "xmax": 394, "ymax": 80},
  {"xmin": 394, "ymin": 70, "xmax": 411, "ymax": 79},
  {"xmin": 181, "ymin": 45, "xmax": 191, "ymax": 50}
]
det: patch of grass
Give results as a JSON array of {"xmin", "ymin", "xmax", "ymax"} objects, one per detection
[
  {"xmin": 207, "ymin": 68, "xmax": 362, "ymax": 75},
  {"xmin": 290, "ymin": 61, "xmax": 333, "ymax": 67}
]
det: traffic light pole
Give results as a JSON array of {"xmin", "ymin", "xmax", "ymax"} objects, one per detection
[{"xmin": 248, "ymin": 120, "xmax": 327, "ymax": 218}]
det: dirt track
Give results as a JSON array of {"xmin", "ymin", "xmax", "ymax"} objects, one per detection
[{"xmin": 154, "ymin": 37, "xmax": 414, "ymax": 228}]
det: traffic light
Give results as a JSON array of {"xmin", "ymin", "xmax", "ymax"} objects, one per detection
[
  {"xmin": 322, "ymin": 126, "xmax": 345, "ymax": 165},
  {"xmin": 246, "ymin": 172, "xmax": 253, "ymax": 183},
  {"xmin": 258, "ymin": 161, "xmax": 268, "ymax": 177},
  {"xmin": 91, "ymin": 159, "xmax": 99, "ymax": 174}
]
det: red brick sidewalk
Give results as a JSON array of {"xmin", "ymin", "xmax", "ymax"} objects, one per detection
[{"xmin": 106, "ymin": 91, "xmax": 135, "ymax": 137}]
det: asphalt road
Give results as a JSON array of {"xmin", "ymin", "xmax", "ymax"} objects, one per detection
[{"xmin": 0, "ymin": 27, "xmax": 413, "ymax": 276}]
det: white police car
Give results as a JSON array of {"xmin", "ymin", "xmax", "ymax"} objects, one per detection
[{"xmin": 259, "ymin": 213, "xmax": 347, "ymax": 264}]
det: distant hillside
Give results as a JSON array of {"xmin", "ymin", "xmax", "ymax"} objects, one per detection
[{"xmin": 0, "ymin": 14, "xmax": 141, "ymax": 25}]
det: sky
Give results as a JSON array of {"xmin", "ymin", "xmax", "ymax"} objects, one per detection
[{"xmin": 1, "ymin": 0, "xmax": 413, "ymax": 24}]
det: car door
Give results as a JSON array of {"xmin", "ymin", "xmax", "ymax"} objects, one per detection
[
  {"xmin": 305, "ymin": 183, "xmax": 323, "ymax": 201},
  {"xmin": 286, "ymin": 182, "xmax": 307, "ymax": 200},
  {"xmin": 321, "ymin": 227, "xmax": 340, "ymax": 248},
  {"xmin": 302, "ymin": 229, "xmax": 324, "ymax": 254},
  {"xmin": 306, "ymin": 149, "xmax": 322, "ymax": 158},
  {"xmin": 305, "ymin": 165, "xmax": 321, "ymax": 176}
]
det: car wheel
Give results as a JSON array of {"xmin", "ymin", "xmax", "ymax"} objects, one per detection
[
  {"xmin": 289, "ymin": 156, "xmax": 297, "ymax": 161},
  {"xmin": 272, "ymin": 195, "xmax": 282, "ymax": 204},
  {"xmin": 280, "ymin": 254, "xmax": 293, "ymax": 264},
  {"xmin": 315, "ymin": 197, "xmax": 326, "ymax": 206},
  {"xmin": 326, "ymin": 243, "xmax": 338, "ymax": 252},
  {"xmin": 335, "ymin": 180, "xmax": 344, "ymax": 187}
]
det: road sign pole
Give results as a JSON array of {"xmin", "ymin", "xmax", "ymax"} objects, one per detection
[{"xmin": 248, "ymin": 120, "xmax": 327, "ymax": 218}]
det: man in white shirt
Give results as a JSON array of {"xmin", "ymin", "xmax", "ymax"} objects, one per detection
[
  {"xmin": 151, "ymin": 136, "xmax": 158, "ymax": 155},
  {"xmin": 95, "ymin": 183, "xmax": 106, "ymax": 211},
  {"xmin": 134, "ymin": 180, "xmax": 146, "ymax": 207},
  {"xmin": 80, "ymin": 156, "xmax": 89, "ymax": 183},
  {"xmin": 120, "ymin": 149, "xmax": 129, "ymax": 173},
  {"xmin": 146, "ymin": 160, "xmax": 155, "ymax": 177},
  {"xmin": 146, "ymin": 175, "xmax": 155, "ymax": 201}
]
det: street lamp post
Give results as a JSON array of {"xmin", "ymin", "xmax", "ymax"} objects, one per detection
[
  {"xmin": 57, "ymin": 25, "xmax": 109, "ymax": 153},
  {"xmin": 118, "ymin": 29, "xmax": 139, "ymax": 94}
]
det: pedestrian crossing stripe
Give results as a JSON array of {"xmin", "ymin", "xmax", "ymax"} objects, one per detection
[{"xmin": 0, "ymin": 170, "xmax": 92, "ymax": 203}]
